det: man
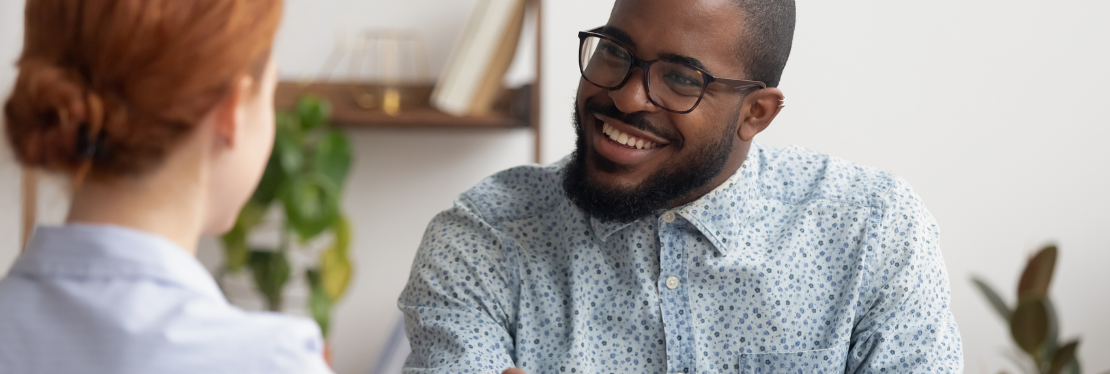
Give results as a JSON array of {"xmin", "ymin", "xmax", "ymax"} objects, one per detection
[{"xmin": 400, "ymin": 0, "xmax": 963, "ymax": 372}]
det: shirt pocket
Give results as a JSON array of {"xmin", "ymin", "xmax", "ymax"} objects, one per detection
[{"xmin": 737, "ymin": 343, "xmax": 849, "ymax": 374}]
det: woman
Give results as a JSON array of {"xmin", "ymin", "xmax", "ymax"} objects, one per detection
[{"xmin": 0, "ymin": 1, "xmax": 332, "ymax": 373}]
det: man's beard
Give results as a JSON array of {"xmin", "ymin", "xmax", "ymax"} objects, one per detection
[{"xmin": 562, "ymin": 98, "xmax": 738, "ymax": 224}]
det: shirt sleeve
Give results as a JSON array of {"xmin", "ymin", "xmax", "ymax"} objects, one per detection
[
  {"xmin": 846, "ymin": 178, "xmax": 964, "ymax": 373},
  {"xmin": 398, "ymin": 196, "xmax": 520, "ymax": 374}
]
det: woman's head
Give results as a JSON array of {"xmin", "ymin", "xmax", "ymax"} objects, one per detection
[{"xmin": 4, "ymin": 0, "xmax": 283, "ymax": 234}]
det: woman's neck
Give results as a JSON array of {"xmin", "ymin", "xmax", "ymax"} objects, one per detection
[{"xmin": 66, "ymin": 153, "xmax": 208, "ymax": 255}]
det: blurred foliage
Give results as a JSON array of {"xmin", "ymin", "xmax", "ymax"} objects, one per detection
[
  {"xmin": 221, "ymin": 95, "xmax": 354, "ymax": 337},
  {"xmin": 972, "ymin": 245, "xmax": 1083, "ymax": 374}
]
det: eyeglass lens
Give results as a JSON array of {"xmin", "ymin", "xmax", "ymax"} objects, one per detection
[{"xmin": 580, "ymin": 35, "xmax": 706, "ymax": 112}]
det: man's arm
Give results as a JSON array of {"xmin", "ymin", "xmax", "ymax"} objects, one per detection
[
  {"xmin": 846, "ymin": 178, "xmax": 963, "ymax": 373},
  {"xmin": 398, "ymin": 197, "xmax": 519, "ymax": 374}
]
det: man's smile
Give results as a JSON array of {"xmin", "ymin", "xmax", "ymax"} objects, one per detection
[{"xmin": 590, "ymin": 113, "xmax": 671, "ymax": 166}]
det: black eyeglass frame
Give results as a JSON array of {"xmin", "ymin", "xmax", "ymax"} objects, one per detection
[{"xmin": 578, "ymin": 27, "xmax": 767, "ymax": 114}]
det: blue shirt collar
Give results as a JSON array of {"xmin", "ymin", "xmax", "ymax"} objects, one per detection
[
  {"xmin": 11, "ymin": 224, "xmax": 226, "ymax": 302},
  {"xmin": 591, "ymin": 144, "xmax": 764, "ymax": 257}
]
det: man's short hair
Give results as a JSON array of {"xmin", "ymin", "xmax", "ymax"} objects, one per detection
[{"xmin": 733, "ymin": 0, "xmax": 795, "ymax": 87}]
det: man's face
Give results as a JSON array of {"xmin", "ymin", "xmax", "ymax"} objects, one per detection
[{"xmin": 564, "ymin": 0, "xmax": 753, "ymax": 222}]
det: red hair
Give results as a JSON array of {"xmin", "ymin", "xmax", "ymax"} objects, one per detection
[{"xmin": 4, "ymin": 0, "xmax": 283, "ymax": 179}]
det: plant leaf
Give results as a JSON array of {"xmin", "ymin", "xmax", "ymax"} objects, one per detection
[
  {"xmin": 1039, "ymin": 297, "xmax": 1060, "ymax": 364},
  {"xmin": 282, "ymin": 172, "xmax": 340, "ymax": 241},
  {"xmin": 221, "ymin": 201, "xmax": 268, "ymax": 272},
  {"xmin": 250, "ymin": 146, "xmax": 286, "ymax": 206},
  {"xmin": 1018, "ymin": 245, "xmax": 1057, "ymax": 301},
  {"xmin": 220, "ymin": 224, "xmax": 250, "ymax": 272},
  {"xmin": 237, "ymin": 200, "xmax": 268, "ymax": 229},
  {"xmin": 306, "ymin": 269, "xmax": 333, "ymax": 337},
  {"xmin": 972, "ymin": 276, "xmax": 1011, "ymax": 321},
  {"xmin": 312, "ymin": 130, "xmax": 352, "ymax": 190},
  {"xmin": 275, "ymin": 111, "xmax": 301, "ymax": 137},
  {"xmin": 318, "ymin": 215, "xmax": 352, "ymax": 302},
  {"xmin": 296, "ymin": 95, "xmax": 331, "ymax": 131},
  {"xmin": 333, "ymin": 214, "xmax": 351, "ymax": 257},
  {"xmin": 319, "ymin": 250, "xmax": 351, "ymax": 303},
  {"xmin": 1048, "ymin": 340, "xmax": 1079, "ymax": 374},
  {"xmin": 250, "ymin": 250, "xmax": 290, "ymax": 312},
  {"xmin": 1010, "ymin": 298, "xmax": 1049, "ymax": 356},
  {"xmin": 275, "ymin": 134, "xmax": 304, "ymax": 178}
]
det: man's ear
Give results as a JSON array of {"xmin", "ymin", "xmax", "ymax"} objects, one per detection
[
  {"xmin": 737, "ymin": 87, "xmax": 785, "ymax": 141},
  {"xmin": 212, "ymin": 76, "xmax": 254, "ymax": 148}
]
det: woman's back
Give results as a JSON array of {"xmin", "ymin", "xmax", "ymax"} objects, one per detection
[{"xmin": 0, "ymin": 225, "xmax": 330, "ymax": 374}]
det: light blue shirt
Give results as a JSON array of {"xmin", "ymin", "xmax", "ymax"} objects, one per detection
[
  {"xmin": 399, "ymin": 144, "xmax": 963, "ymax": 373},
  {"xmin": 0, "ymin": 224, "xmax": 333, "ymax": 374}
]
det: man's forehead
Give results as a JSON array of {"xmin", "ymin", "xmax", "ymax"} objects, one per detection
[{"xmin": 606, "ymin": 0, "xmax": 746, "ymax": 73}]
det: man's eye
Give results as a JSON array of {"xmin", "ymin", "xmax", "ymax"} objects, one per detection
[
  {"xmin": 601, "ymin": 44, "xmax": 628, "ymax": 60},
  {"xmin": 664, "ymin": 72, "xmax": 700, "ymax": 87}
]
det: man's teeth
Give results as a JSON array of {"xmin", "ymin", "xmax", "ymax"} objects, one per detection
[{"xmin": 602, "ymin": 123, "xmax": 658, "ymax": 150}]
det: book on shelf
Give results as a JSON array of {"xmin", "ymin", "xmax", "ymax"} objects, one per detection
[{"xmin": 431, "ymin": 0, "xmax": 526, "ymax": 117}]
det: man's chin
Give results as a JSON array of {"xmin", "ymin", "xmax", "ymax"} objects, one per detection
[{"xmin": 581, "ymin": 171, "xmax": 640, "ymax": 197}]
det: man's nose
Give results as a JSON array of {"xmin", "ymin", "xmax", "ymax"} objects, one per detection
[{"xmin": 608, "ymin": 68, "xmax": 661, "ymax": 115}]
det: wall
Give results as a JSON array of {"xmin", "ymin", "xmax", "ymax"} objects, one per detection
[
  {"xmin": 3, "ymin": 1, "xmax": 1109, "ymax": 373},
  {"xmin": 0, "ymin": 0, "xmax": 22, "ymax": 274}
]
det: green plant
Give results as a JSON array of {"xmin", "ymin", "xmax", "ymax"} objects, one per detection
[
  {"xmin": 221, "ymin": 95, "xmax": 354, "ymax": 337},
  {"xmin": 972, "ymin": 245, "xmax": 1081, "ymax": 374}
]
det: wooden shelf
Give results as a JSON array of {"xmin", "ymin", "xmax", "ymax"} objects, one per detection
[{"xmin": 274, "ymin": 82, "xmax": 532, "ymax": 130}]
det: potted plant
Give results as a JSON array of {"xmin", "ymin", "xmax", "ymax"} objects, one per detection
[{"xmin": 220, "ymin": 95, "xmax": 354, "ymax": 356}]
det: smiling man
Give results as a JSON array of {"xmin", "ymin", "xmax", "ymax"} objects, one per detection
[{"xmin": 399, "ymin": 0, "xmax": 963, "ymax": 373}]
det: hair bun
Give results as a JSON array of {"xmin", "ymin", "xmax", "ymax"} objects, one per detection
[
  {"xmin": 7, "ymin": 0, "xmax": 283, "ymax": 180},
  {"xmin": 4, "ymin": 60, "xmax": 95, "ymax": 173}
]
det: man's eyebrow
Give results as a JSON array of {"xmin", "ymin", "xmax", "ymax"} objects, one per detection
[
  {"xmin": 657, "ymin": 53, "xmax": 709, "ymax": 73},
  {"xmin": 599, "ymin": 26, "xmax": 636, "ymax": 49},
  {"xmin": 598, "ymin": 26, "xmax": 711, "ymax": 74}
]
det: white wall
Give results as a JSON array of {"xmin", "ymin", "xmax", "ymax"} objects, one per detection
[
  {"xmin": 0, "ymin": 0, "xmax": 23, "ymax": 274},
  {"xmin": 3, "ymin": 1, "xmax": 1109, "ymax": 374},
  {"xmin": 538, "ymin": 0, "xmax": 613, "ymax": 163}
]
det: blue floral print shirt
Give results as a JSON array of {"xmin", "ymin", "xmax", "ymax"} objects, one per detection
[{"xmin": 399, "ymin": 144, "xmax": 963, "ymax": 374}]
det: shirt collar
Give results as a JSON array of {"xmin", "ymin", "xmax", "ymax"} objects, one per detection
[
  {"xmin": 591, "ymin": 144, "xmax": 764, "ymax": 257},
  {"xmin": 10, "ymin": 224, "xmax": 226, "ymax": 302}
]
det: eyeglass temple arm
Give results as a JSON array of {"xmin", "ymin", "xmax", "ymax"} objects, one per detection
[{"xmin": 715, "ymin": 77, "xmax": 767, "ymax": 90}]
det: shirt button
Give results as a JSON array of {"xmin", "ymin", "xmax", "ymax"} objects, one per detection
[
  {"xmin": 662, "ymin": 211, "xmax": 676, "ymax": 223},
  {"xmin": 665, "ymin": 276, "xmax": 679, "ymax": 289}
]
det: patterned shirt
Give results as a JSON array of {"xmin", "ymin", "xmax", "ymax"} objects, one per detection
[
  {"xmin": 0, "ymin": 224, "xmax": 333, "ymax": 374},
  {"xmin": 399, "ymin": 144, "xmax": 963, "ymax": 374}
]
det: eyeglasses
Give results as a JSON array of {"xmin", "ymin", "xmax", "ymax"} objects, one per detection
[{"xmin": 578, "ymin": 27, "xmax": 766, "ymax": 114}]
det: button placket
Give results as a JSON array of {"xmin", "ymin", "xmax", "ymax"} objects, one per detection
[{"xmin": 657, "ymin": 213, "xmax": 694, "ymax": 373}]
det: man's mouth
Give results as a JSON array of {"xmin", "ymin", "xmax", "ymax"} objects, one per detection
[
  {"xmin": 590, "ymin": 114, "xmax": 671, "ymax": 165},
  {"xmin": 601, "ymin": 122, "xmax": 661, "ymax": 150}
]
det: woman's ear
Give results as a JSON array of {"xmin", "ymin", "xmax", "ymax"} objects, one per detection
[
  {"xmin": 737, "ymin": 87, "xmax": 785, "ymax": 141},
  {"xmin": 212, "ymin": 76, "xmax": 255, "ymax": 148}
]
